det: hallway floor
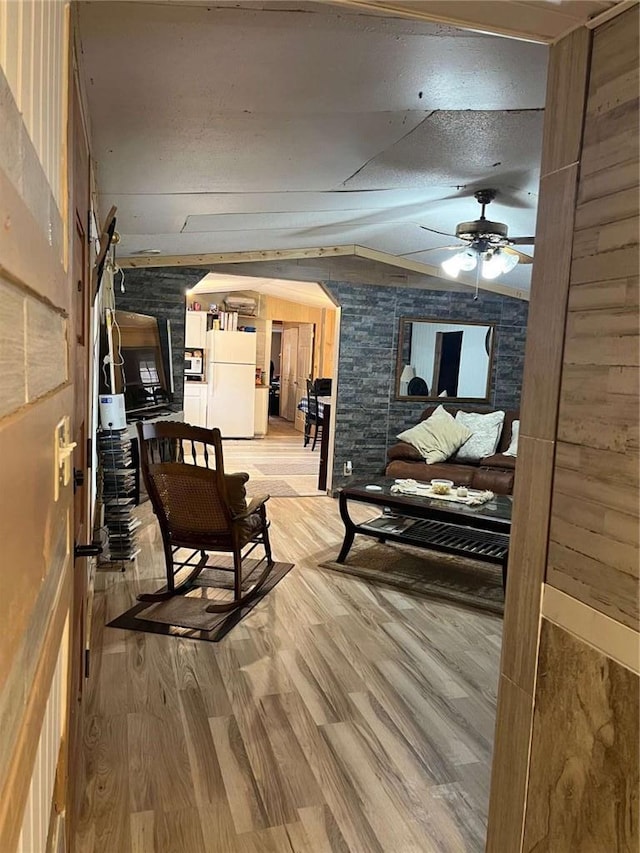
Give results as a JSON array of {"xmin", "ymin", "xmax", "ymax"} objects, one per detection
[
  {"xmin": 224, "ymin": 417, "xmax": 324, "ymax": 498},
  {"xmin": 74, "ymin": 430, "xmax": 502, "ymax": 852}
]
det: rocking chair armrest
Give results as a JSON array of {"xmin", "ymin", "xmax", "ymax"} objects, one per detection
[{"xmin": 234, "ymin": 494, "xmax": 270, "ymax": 520}]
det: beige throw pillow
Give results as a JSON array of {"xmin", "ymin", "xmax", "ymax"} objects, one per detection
[{"xmin": 397, "ymin": 405, "xmax": 472, "ymax": 464}]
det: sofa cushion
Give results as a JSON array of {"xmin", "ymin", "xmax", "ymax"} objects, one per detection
[
  {"xmin": 480, "ymin": 453, "xmax": 516, "ymax": 470},
  {"xmin": 386, "ymin": 441, "xmax": 424, "ymax": 462},
  {"xmin": 386, "ymin": 459, "xmax": 477, "ymax": 486},
  {"xmin": 454, "ymin": 410, "xmax": 505, "ymax": 462},
  {"xmin": 397, "ymin": 405, "xmax": 472, "ymax": 464},
  {"xmin": 471, "ymin": 467, "xmax": 515, "ymax": 495}
]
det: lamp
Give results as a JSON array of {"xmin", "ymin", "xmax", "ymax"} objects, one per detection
[
  {"xmin": 441, "ymin": 246, "xmax": 519, "ymax": 280},
  {"xmin": 400, "ymin": 364, "xmax": 415, "ymax": 395}
]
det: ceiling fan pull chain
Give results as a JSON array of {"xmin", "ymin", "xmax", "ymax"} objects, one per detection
[{"xmin": 474, "ymin": 265, "xmax": 480, "ymax": 300}]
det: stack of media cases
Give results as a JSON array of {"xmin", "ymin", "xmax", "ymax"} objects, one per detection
[{"xmin": 97, "ymin": 428, "xmax": 141, "ymax": 564}]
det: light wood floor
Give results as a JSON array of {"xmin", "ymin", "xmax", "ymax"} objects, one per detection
[{"xmin": 74, "ymin": 429, "xmax": 502, "ymax": 853}]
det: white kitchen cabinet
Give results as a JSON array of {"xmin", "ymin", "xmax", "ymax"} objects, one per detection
[
  {"xmin": 185, "ymin": 311, "xmax": 208, "ymax": 348},
  {"xmin": 183, "ymin": 382, "xmax": 208, "ymax": 427}
]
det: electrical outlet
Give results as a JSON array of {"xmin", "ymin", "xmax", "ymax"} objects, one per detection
[{"xmin": 343, "ymin": 460, "xmax": 353, "ymax": 476}]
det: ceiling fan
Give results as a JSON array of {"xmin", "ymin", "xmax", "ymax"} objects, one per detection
[{"xmin": 409, "ymin": 189, "xmax": 535, "ymax": 280}]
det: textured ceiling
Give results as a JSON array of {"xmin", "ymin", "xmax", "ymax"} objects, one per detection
[{"xmin": 78, "ymin": 1, "xmax": 549, "ymax": 294}]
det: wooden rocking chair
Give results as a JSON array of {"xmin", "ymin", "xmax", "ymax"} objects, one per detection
[{"xmin": 136, "ymin": 420, "xmax": 274, "ymax": 612}]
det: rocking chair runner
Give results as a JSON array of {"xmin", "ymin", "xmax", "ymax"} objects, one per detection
[{"xmin": 136, "ymin": 420, "xmax": 275, "ymax": 612}]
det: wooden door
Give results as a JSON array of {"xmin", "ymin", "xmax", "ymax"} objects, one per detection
[
  {"xmin": 67, "ymin": 73, "xmax": 93, "ymax": 824},
  {"xmin": 281, "ymin": 325, "xmax": 298, "ymax": 421},
  {"xmin": 295, "ymin": 323, "xmax": 314, "ymax": 432}
]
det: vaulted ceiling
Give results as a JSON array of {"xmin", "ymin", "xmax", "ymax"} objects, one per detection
[{"xmin": 78, "ymin": 1, "xmax": 603, "ymax": 295}]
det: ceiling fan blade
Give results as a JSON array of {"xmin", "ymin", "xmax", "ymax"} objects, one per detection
[
  {"xmin": 510, "ymin": 236, "xmax": 535, "ymax": 245},
  {"xmin": 418, "ymin": 225, "xmax": 458, "ymax": 239},
  {"xmin": 403, "ymin": 245, "xmax": 462, "ymax": 257},
  {"xmin": 504, "ymin": 246, "xmax": 534, "ymax": 264}
]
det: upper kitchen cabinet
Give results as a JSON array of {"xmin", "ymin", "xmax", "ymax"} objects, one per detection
[{"xmin": 185, "ymin": 311, "xmax": 208, "ymax": 348}]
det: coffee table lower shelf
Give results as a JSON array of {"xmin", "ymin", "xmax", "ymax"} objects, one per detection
[{"xmin": 339, "ymin": 514, "xmax": 509, "ymax": 590}]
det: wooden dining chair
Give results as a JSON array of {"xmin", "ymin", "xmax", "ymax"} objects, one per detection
[
  {"xmin": 304, "ymin": 379, "xmax": 324, "ymax": 450},
  {"xmin": 136, "ymin": 420, "xmax": 274, "ymax": 612}
]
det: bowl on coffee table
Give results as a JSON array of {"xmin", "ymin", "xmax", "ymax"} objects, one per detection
[{"xmin": 430, "ymin": 479, "xmax": 454, "ymax": 495}]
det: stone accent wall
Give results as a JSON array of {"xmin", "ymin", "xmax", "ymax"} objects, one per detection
[
  {"xmin": 324, "ymin": 282, "xmax": 528, "ymax": 489},
  {"xmin": 115, "ymin": 267, "xmax": 204, "ymax": 408}
]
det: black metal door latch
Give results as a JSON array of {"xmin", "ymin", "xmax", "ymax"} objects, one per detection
[{"xmin": 74, "ymin": 543, "xmax": 103, "ymax": 560}]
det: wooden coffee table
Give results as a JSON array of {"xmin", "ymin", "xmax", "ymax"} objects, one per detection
[{"xmin": 337, "ymin": 477, "xmax": 512, "ymax": 589}]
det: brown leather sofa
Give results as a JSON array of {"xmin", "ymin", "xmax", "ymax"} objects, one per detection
[{"xmin": 385, "ymin": 405, "xmax": 518, "ymax": 495}]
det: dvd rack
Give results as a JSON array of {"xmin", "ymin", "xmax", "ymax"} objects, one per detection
[{"xmin": 97, "ymin": 428, "xmax": 141, "ymax": 565}]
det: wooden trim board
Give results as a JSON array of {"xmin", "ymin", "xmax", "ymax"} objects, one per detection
[
  {"xmin": 119, "ymin": 245, "xmax": 530, "ymax": 301},
  {"xmin": 542, "ymin": 584, "xmax": 639, "ymax": 674}
]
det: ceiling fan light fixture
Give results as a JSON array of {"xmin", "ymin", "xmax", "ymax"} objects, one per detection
[
  {"xmin": 481, "ymin": 248, "xmax": 519, "ymax": 280},
  {"xmin": 442, "ymin": 248, "xmax": 477, "ymax": 278}
]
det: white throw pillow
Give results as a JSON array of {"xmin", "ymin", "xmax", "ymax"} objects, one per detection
[
  {"xmin": 397, "ymin": 405, "xmax": 472, "ymax": 464},
  {"xmin": 454, "ymin": 410, "xmax": 505, "ymax": 462},
  {"xmin": 503, "ymin": 420, "xmax": 520, "ymax": 457}
]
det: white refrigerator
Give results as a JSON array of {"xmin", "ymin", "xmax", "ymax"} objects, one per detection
[{"xmin": 205, "ymin": 330, "xmax": 257, "ymax": 438}]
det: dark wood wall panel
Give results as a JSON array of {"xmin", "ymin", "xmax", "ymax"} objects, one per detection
[
  {"xmin": 523, "ymin": 619, "xmax": 639, "ymax": 852},
  {"xmin": 549, "ymin": 5, "xmax": 639, "ymax": 629}
]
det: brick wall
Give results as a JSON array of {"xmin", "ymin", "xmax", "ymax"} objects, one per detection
[{"xmin": 324, "ymin": 282, "xmax": 528, "ymax": 489}]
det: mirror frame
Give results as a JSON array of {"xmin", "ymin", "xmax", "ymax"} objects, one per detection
[{"xmin": 395, "ymin": 316, "xmax": 496, "ymax": 403}]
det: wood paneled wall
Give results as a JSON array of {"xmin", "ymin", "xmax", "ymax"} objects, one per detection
[
  {"xmin": 488, "ymin": 7, "xmax": 639, "ymax": 850},
  {"xmin": 548, "ymin": 11, "xmax": 639, "ymax": 632},
  {"xmin": 0, "ymin": 6, "xmax": 76, "ymax": 851},
  {"xmin": 0, "ymin": 0, "xmax": 67, "ymax": 212}
]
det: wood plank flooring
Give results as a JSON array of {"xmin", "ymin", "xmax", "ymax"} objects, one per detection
[
  {"xmin": 224, "ymin": 418, "xmax": 324, "ymax": 498},
  {"xmin": 75, "ymin": 425, "xmax": 502, "ymax": 852}
]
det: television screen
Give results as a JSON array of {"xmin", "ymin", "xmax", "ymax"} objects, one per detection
[
  {"xmin": 121, "ymin": 346, "xmax": 170, "ymax": 414},
  {"xmin": 101, "ymin": 309, "xmax": 174, "ymax": 417}
]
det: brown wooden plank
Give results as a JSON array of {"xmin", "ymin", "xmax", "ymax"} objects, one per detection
[
  {"xmin": 581, "ymin": 109, "xmax": 639, "ymax": 178},
  {"xmin": 566, "ymin": 304, "xmax": 638, "ymax": 338},
  {"xmin": 523, "ymin": 620, "xmax": 639, "ymax": 852},
  {"xmin": 556, "ymin": 406, "xmax": 637, "ymax": 454},
  {"xmin": 0, "ymin": 168, "xmax": 69, "ymax": 312},
  {"xmin": 572, "ymin": 216, "xmax": 639, "ymax": 259},
  {"xmin": 519, "ymin": 166, "xmax": 579, "ymax": 441},
  {"xmin": 554, "ymin": 440, "xmax": 639, "ymax": 488},
  {"xmin": 571, "ymin": 243, "xmax": 639, "ymax": 285},
  {"xmin": 554, "ymin": 464, "xmax": 638, "ymax": 515},
  {"xmin": 562, "ymin": 328, "xmax": 639, "ymax": 367},
  {"xmin": 568, "ymin": 276, "xmax": 638, "ymax": 311},
  {"xmin": 547, "ymin": 541, "xmax": 638, "ymax": 628},
  {"xmin": 586, "ymin": 4, "xmax": 639, "ymax": 93},
  {"xmin": 552, "ymin": 491, "xmax": 639, "ymax": 547},
  {"xmin": 574, "ymin": 186, "xmax": 639, "ymax": 231},
  {"xmin": 540, "ymin": 26, "xmax": 591, "ymax": 176},
  {"xmin": 550, "ymin": 516, "xmax": 639, "ymax": 578},
  {"xmin": 542, "ymin": 585, "xmax": 640, "ymax": 675},
  {"xmin": 579, "ymin": 158, "xmax": 640, "ymax": 203},
  {"xmin": 485, "ymin": 676, "xmax": 534, "ymax": 853},
  {"xmin": 501, "ymin": 435, "xmax": 555, "ymax": 692}
]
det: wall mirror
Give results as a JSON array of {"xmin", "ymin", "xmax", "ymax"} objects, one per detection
[{"xmin": 395, "ymin": 317, "xmax": 495, "ymax": 402}]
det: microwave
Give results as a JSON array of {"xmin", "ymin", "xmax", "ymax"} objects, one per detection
[{"xmin": 184, "ymin": 353, "xmax": 204, "ymax": 376}]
